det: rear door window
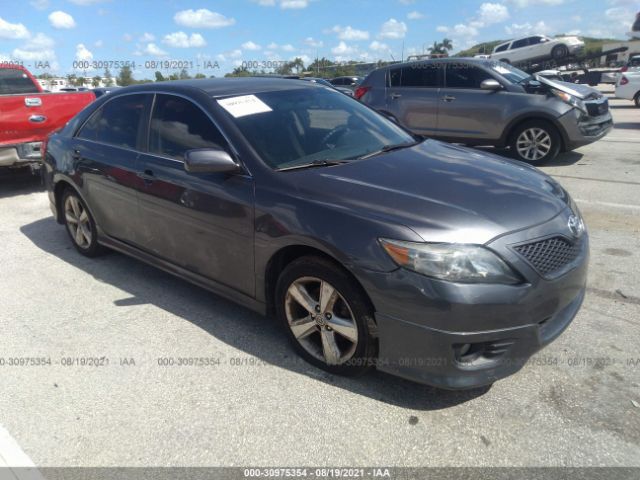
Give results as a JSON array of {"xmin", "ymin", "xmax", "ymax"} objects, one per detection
[
  {"xmin": 0, "ymin": 68, "xmax": 40, "ymax": 95},
  {"xmin": 445, "ymin": 64, "xmax": 494, "ymax": 89},
  {"xmin": 511, "ymin": 38, "xmax": 529, "ymax": 49},
  {"xmin": 149, "ymin": 94, "xmax": 228, "ymax": 161},
  {"xmin": 77, "ymin": 94, "xmax": 151, "ymax": 150},
  {"xmin": 494, "ymin": 43, "xmax": 509, "ymax": 53}
]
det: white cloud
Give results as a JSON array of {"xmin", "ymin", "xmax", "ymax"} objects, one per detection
[
  {"xmin": 472, "ymin": 3, "xmax": 509, "ymax": 27},
  {"xmin": 242, "ymin": 41, "xmax": 261, "ymax": 50},
  {"xmin": 280, "ymin": 0, "xmax": 308, "ymax": 8},
  {"xmin": 369, "ymin": 40, "xmax": 390, "ymax": 52},
  {"xmin": 379, "ymin": 18, "xmax": 407, "ymax": 39},
  {"xmin": 140, "ymin": 32, "xmax": 155, "ymax": 42},
  {"xmin": 267, "ymin": 42, "xmax": 279, "ymax": 50},
  {"xmin": 252, "ymin": 0, "xmax": 309, "ymax": 8},
  {"xmin": 281, "ymin": 43, "xmax": 295, "ymax": 51},
  {"xmin": 0, "ymin": 17, "xmax": 30, "ymax": 39},
  {"xmin": 49, "ymin": 11, "xmax": 76, "ymax": 29},
  {"xmin": 135, "ymin": 43, "xmax": 168, "ymax": 57},
  {"xmin": 75, "ymin": 43, "xmax": 93, "ymax": 61},
  {"xmin": 304, "ymin": 37, "xmax": 323, "ymax": 48},
  {"xmin": 30, "ymin": 0, "xmax": 49, "ymax": 10},
  {"xmin": 506, "ymin": 0, "xmax": 564, "ymax": 7},
  {"xmin": 174, "ymin": 9, "xmax": 236, "ymax": 29},
  {"xmin": 163, "ymin": 31, "xmax": 207, "ymax": 48},
  {"xmin": 407, "ymin": 11, "xmax": 424, "ymax": 20},
  {"xmin": 94, "ymin": 40, "xmax": 103, "ymax": 48},
  {"xmin": 332, "ymin": 41, "xmax": 355, "ymax": 55},
  {"xmin": 12, "ymin": 33, "xmax": 56, "ymax": 62},
  {"xmin": 216, "ymin": 49, "xmax": 243, "ymax": 62},
  {"xmin": 505, "ymin": 20, "xmax": 550, "ymax": 36},
  {"xmin": 331, "ymin": 25, "xmax": 370, "ymax": 41}
]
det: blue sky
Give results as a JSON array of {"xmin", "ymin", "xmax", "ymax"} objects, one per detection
[{"xmin": 0, "ymin": 0, "xmax": 637, "ymax": 78}]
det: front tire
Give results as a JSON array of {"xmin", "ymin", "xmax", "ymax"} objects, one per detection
[
  {"xmin": 552, "ymin": 44, "xmax": 569, "ymax": 60},
  {"xmin": 62, "ymin": 189, "xmax": 105, "ymax": 257},
  {"xmin": 509, "ymin": 120, "xmax": 561, "ymax": 164},
  {"xmin": 275, "ymin": 256, "xmax": 377, "ymax": 376}
]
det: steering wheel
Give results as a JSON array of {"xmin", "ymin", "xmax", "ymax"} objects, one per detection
[{"xmin": 320, "ymin": 125, "xmax": 349, "ymax": 149}]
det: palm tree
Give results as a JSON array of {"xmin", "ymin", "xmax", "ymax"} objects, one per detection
[
  {"xmin": 428, "ymin": 41, "xmax": 444, "ymax": 54},
  {"xmin": 441, "ymin": 38, "xmax": 453, "ymax": 52}
]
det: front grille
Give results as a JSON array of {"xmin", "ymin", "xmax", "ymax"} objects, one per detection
[
  {"xmin": 586, "ymin": 100, "xmax": 608, "ymax": 117},
  {"xmin": 514, "ymin": 236, "xmax": 582, "ymax": 277}
]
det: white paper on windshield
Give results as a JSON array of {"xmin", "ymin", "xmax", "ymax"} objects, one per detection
[
  {"xmin": 493, "ymin": 66, "xmax": 511, "ymax": 74},
  {"xmin": 217, "ymin": 95, "xmax": 272, "ymax": 118}
]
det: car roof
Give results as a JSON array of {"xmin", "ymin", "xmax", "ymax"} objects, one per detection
[
  {"xmin": 110, "ymin": 77, "xmax": 315, "ymax": 98},
  {"xmin": 381, "ymin": 57, "xmax": 493, "ymax": 70}
]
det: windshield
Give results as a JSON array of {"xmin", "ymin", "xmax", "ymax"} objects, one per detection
[
  {"xmin": 219, "ymin": 86, "xmax": 415, "ymax": 170},
  {"xmin": 487, "ymin": 61, "xmax": 532, "ymax": 84}
]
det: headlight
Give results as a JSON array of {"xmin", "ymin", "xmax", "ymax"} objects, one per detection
[
  {"xmin": 551, "ymin": 88, "xmax": 587, "ymax": 115},
  {"xmin": 380, "ymin": 239, "xmax": 521, "ymax": 284}
]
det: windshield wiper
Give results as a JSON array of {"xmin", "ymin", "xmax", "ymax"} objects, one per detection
[
  {"xmin": 277, "ymin": 159, "xmax": 349, "ymax": 172},
  {"xmin": 358, "ymin": 140, "xmax": 421, "ymax": 160}
]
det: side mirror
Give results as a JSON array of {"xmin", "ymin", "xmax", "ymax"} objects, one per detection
[
  {"xmin": 184, "ymin": 148, "xmax": 240, "ymax": 174},
  {"xmin": 480, "ymin": 79, "xmax": 503, "ymax": 91}
]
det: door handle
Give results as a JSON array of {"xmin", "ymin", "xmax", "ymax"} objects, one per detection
[
  {"xmin": 29, "ymin": 114, "xmax": 47, "ymax": 123},
  {"xmin": 442, "ymin": 95, "xmax": 456, "ymax": 102},
  {"xmin": 71, "ymin": 149, "xmax": 81, "ymax": 160},
  {"xmin": 390, "ymin": 93, "xmax": 402, "ymax": 99},
  {"xmin": 137, "ymin": 169, "xmax": 155, "ymax": 183}
]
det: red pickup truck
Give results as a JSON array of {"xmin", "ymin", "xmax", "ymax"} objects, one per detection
[{"xmin": 0, "ymin": 64, "xmax": 95, "ymax": 171}]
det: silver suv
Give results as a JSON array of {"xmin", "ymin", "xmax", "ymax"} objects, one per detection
[{"xmin": 356, "ymin": 58, "xmax": 612, "ymax": 163}]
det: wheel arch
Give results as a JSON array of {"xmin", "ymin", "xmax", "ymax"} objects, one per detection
[
  {"xmin": 501, "ymin": 114, "xmax": 568, "ymax": 151},
  {"xmin": 263, "ymin": 244, "xmax": 375, "ymax": 318},
  {"xmin": 53, "ymin": 176, "xmax": 98, "ymax": 228}
]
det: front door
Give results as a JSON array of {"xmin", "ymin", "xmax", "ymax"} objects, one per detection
[{"xmin": 135, "ymin": 94, "xmax": 255, "ymax": 296}]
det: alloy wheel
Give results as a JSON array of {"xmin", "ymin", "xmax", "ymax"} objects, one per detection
[
  {"xmin": 284, "ymin": 276, "xmax": 358, "ymax": 366},
  {"xmin": 64, "ymin": 195, "xmax": 92, "ymax": 249},
  {"xmin": 516, "ymin": 127, "xmax": 552, "ymax": 162}
]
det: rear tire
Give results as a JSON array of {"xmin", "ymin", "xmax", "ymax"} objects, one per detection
[
  {"xmin": 275, "ymin": 256, "xmax": 377, "ymax": 377},
  {"xmin": 509, "ymin": 120, "xmax": 561, "ymax": 165},
  {"xmin": 634, "ymin": 92, "xmax": 640, "ymax": 108},
  {"xmin": 62, "ymin": 189, "xmax": 106, "ymax": 257}
]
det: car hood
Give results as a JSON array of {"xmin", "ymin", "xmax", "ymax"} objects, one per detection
[
  {"xmin": 284, "ymin": 140, "xmax": 570, "ymax": 245},
  {"xmin": 535, "ymin": 74, "xmax": 602, "ymax": 99}
]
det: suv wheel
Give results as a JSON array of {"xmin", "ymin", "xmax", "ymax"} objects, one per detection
[
  {"xmin": 62, "ymin": 189, "xmax": 105, "ymax": 257},
  {"xmin": 275, "ymin": 256, "xmax": 377, "ymax": 376},
  {"xmin": 552, "ymin": 44, "xmax": 569, "ymax": 60},
  {"xmin": 509, "ymin": 120, "xmax": 561, "ymax": 164}
]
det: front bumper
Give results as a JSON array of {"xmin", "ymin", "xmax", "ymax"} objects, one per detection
[
  {"xmin": 559, "ymin": 108, "xmax": 613, "ymax": 150},
  {"xmin": 357, "ymin": 209, "xmax": 589, "ymax": 389}
]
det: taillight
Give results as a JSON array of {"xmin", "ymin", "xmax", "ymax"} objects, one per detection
[
  {"xmin": 354, "ymin": 85, "xmax": 371, "ymax": 100},
  {"xmin": 621, "ymin": 65, "xmax": 628, "ymax": 72},
  {"xmin": 620, "ymin": 75, "xmax": 629, "ymax": 86}
]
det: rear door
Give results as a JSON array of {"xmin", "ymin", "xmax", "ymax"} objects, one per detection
[
  {"xmin": 508, "ymin": 38, "xmax": 531, "ymax": 63},
  {"xmin": 135, "ymin": 93, "xmax": 255, "ymax": 296},
  {"xmin": 436, "ymin": 63, "xmax": 506, "ymax": 142},
  {"xmin": 73, "ymin": 93, "xmax": 152, "ymax": 245},
  {"xmin": 384, "ymin": 63, "xmax": 442, "ymax": 135}
]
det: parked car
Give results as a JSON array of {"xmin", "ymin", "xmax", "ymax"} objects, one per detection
[
  {"xmin": 0, "ymin": 65, "xmax": 95, "ymax": 171},
  {"xmin": 43, "ymin": 78, "xmax": 588, "ymax": 389},
  {"xmin": 356, "ymin": 58, "xmax": 612, "ymax": 163},
  {"xmin": 329, "ymin": 76, "xmax": 363, "ymax": 90},
  {"xmin": 298, "ymin": 77, "xmax": 353, "ymax": 96},
  {"xmin": 615, "ymin": 73, "xmax": 640, "ymax": 107},
  {"xmin": 492, "ymin": 35, "xmax": 584, "ymax": 65}
]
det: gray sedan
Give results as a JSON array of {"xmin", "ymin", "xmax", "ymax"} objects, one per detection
[{"xmin": 43, "ymin": 78, "xmax": 588, "ymax": 389}]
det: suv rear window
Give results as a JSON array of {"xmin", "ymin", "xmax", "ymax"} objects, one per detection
[
  {"xmin": 0, "ymin": 68, "xmax": 39, "ymax": 95},
  {"xmin": 390, "ymin": 65, "xmax": 440, "ymax": 88},
  {"xmin": 445, "ymin": 64, "xmax": 493, "ymax": 89},
  {"xmin": 494, "ymin": 44, "xmax": 509, "ymax": 53},
  {"xmin": 511, "ymin": 38, "xmax": 529, "ymax": 49}
]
